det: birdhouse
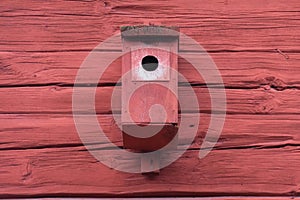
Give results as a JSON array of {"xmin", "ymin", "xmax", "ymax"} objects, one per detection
[{"xmin": 121, "ymin": 26, "xmax": 179, "ymax": 156}]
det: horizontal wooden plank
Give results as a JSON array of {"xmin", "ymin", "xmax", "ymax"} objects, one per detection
[
  {"xmin": 0, "ymin": 145, "xmax": 300, "ymax": 197},
  {"xmin": 1, "ymin": 86, "xmax": 299, "ymax": 114},
  {"xmin": 0, "ymin": 0, "xmax": 299, "ymax": 52},
  {"xmin": 0, "ymin": 114, "xmax": 299, "ymax": 150},
  {"xmin": 0, "ymin": 51, "xmax": 299, "ymax": 87}
]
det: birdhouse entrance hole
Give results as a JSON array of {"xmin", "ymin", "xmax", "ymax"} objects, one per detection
[{"xmin": 141, "ymin": 55, "xmax": 159, "ymax": 71}]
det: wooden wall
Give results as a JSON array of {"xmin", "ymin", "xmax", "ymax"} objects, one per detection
[{"xmin": 0, "ymin": 0, "xmax": 299, "ymax": 198}]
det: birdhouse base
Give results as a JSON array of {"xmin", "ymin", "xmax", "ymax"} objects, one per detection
[{"xmin": 122, "ymin": 123, "xmax": 178, "ymax": 152}]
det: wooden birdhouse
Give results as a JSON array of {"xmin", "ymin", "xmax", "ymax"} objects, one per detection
[{"xmin": 121, "ymin": 26, "xmax": 179, "ymax": 153}]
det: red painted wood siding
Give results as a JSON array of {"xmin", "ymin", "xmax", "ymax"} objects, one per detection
[{"xmin": 0, "ymin": 0, "xmax": 299, "ymax": 198}]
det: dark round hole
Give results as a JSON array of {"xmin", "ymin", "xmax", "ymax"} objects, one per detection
[{"xmin": 141, "ymin": 55, "xmax": 159, "ymax": 71}]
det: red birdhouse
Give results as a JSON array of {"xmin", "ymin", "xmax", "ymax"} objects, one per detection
[{"xmin": 121, "ymin": 26, "xmax": 179, "ymax": 154}]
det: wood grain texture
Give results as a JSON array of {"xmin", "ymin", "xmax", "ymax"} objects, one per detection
[
  {"xmin": 0, "ymin": 145, "xmax": 300, "ymax": 197},
  {"xmin": 0, "ymin": 0, "xmax": 300, "ymax": 198},
  {"xmin": 0, "ymin": 0, "xmax": 299, "ymax": 52},
  {"xmin": 0, "ymin": 86, "xmax": 299, "ymax": 114},
  {"xmin": 0, "ymin": 52, "xmax": 299, "ymax": 87},
  {"xmin": 0, "ymin": 114, "xmax": 299, "ymax": 150}
]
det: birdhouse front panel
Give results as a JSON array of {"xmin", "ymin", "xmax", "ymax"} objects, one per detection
[
  {"xmin": 121, "ymin": 26, "xmax": 179, "ymax": 152},
  {"xmin": 121, "ymin": 27, "xmax": 179, "ymax": 126}
]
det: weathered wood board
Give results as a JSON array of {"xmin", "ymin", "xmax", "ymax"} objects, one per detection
[
  {"xmin": 0, "ymin": 114, "xmax": 299, "ymax": 150},
  {"xmin": 1, "ymin": 86, "xmax": 299, "ymax": 114},
  {"xmin": 0, "ymin": 51, "xmax": 299, "ymax": 88},
  {"xmin": 0, "ymin": 0, "xmax": 299, "ymax": 198}
]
